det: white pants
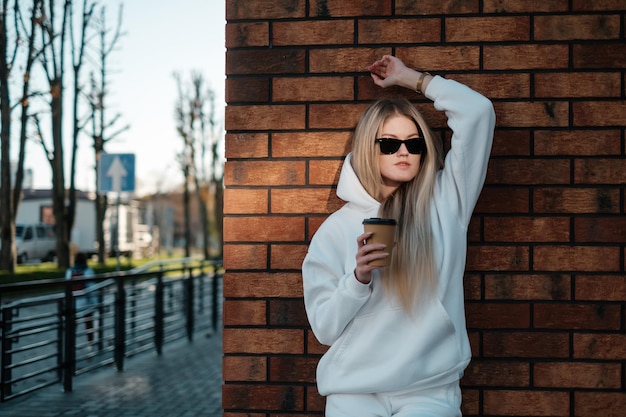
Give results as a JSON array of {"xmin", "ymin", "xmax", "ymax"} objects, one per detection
[{"xmin": 325, "ymin": 381, "xmax": 462, "ymax": 417}]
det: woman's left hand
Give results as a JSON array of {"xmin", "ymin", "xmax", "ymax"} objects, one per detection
[{"xmin": 367, "ymin": 55, "xmax": 407, "ymax": 88}]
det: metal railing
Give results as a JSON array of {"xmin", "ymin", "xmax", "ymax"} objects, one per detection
[{"xmin": 0, "ymin": 258, "xmax": 223, "ymax": 402}]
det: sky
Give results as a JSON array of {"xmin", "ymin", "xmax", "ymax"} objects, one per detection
[{"xmin": 26, "ymin": 0, "xmax": 226, "ymax": 196}]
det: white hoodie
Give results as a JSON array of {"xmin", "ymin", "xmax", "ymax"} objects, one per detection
[{"xmin": 302, "ymin": 76, "xmax": 495, "ymax": 396}]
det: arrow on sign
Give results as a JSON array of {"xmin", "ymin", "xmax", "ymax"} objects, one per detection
[{"xmin": 106, "ymin": 155, "xmax": 128, "ymax": 193}]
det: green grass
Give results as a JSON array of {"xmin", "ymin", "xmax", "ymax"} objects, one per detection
[
  {"xmin": 0, "ymin": 258, "xmax": 134, "ymax": 285},
  {"xmin": 0, "ymin": 251, "xmax": 193, "ymax": 285}
]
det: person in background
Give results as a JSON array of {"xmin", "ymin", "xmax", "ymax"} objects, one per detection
[
  {"xmin": 66, "ymin": 252, "xmax": 97, "ymax": 345},
  {"xmin": 302, "ymin": 55, "xmax": 496, "ymax": 416}
]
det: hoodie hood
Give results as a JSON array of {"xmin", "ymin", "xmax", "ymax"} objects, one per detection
[{"xmin": 336, "ymin": 153, "xmax": 380, "ymax": 214}]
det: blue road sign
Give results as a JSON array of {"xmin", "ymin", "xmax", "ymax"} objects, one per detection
[{"xmin": 98, "ymin": 153, "xmax": 135, "ymax": 193}]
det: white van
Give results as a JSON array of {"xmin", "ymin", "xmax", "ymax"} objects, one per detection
[{"xmin": 15, "ymin": 223, "xmax": 57, "ymax": 263}]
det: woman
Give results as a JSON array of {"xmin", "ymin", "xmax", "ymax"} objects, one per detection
[{"xmin": 302, "ymin": 55, "xmax": 495, "ymax": 416}]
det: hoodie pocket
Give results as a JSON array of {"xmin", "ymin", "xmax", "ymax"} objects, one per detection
[{"xmin": 323, "ymin": 298, "xmax": 463, "ymax": 390}]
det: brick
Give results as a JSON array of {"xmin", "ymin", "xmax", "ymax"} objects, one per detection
[
  {"xmin": 460, "ymin": 389, "xmax": 479, "ymax": 416},
  {"xmin": 484, "ymin": 274, "xmax": 571, "ymax": 301},
  {"xmin": 307, "ymin": 216, "xmax": 328, "ymax": 241},
  {"xmin": 358, "ymin": 18, "xmax": 441, "ymax": 44},
  {"xmin": 223, "ymin": 217, "xmax": 304, "ymax": 242},
  {"xmin": 574, "ymin": 392, "xmax": 626, "ymax": 417},
  {"xmin": 465, "ymin": 303, "xmax": 531, "ymax": 329},
  {"xmin": 483, "ymin": 332, "xmax": 569, "ymax": 358},
  {"xmin": 306, "ymin": 386, "xmax": 326, "ymax": 411},
  {"xmin": 272, "ymin": 132, "xmax": 351, "ymax": 158},
  {"xmin": 226, "ymin": 22, "xmax": 269, "ymax": 47},
  {"xmin": 396, "ymin": 0, "xmax": 479, "ymax": 14},
  {"xmin": 272, "ymin": 76, "xmax": 354, "ymax": 102},
  {"xmin": 534, "ymin": 362, "xmax": 622, "ymax": 389},
  {"xmin": 397, "ymin": 46, "xmax": 481, "ymax": 71},
  {"xmin": 463, "ymin": 360, "xmax": 529, "ymax": 386},
  {"xmin": 270, "ymin": 244, "xmax": 308, "ymax": 270},
  {"xmin": 575, "ymin": 159, "xmax": 626, "ymax": 184},
  {"xmin": 271, "ymin": 189, "xmax": 344, "ymax": 214},
  {"xmin": 225, "ymin": 105, "xmax": 305, "ymax": 130},
  {"xmin": 533, "ymin": 303, "xmax": 621, "ymax": 330},
  {"xmin": 484, "ymin": 0, "xmax": 569, "ymax": 13},
  {"xmin": 535, "ymin": 15, "xmax": 621, "ymax": 40},
  {"xmin": 450, "ymin": 73, "xmax": 530, "ymax": 99},
  {"xmin": 475, "ymin": 187, "xmax": 530, "ymax": 214},
  {"xmin": 223, "ymin": 356, "xmax": 267, "ymax": 382},
  {"xmin": 533, "ymin": 187, "xmax": 620, "ymax": 214},
  {"xmin": 309, "ymin": 47, "xmax": 390, "ymax": 73},
  {"xmin": 309, "ymin": 103, "xmax": 367, "ymax": 129},
  {"xmin": 222, "ymin": 384, "xmax": 305, "ymax": 411},
  {"xmin": 575, "ymin": 275, "xmax": 626, "ymax": 301},
  {"xmin": 573, "ymin": 43, "xmax": 626, "ymax": 68},
  {"xmin": 225, "ymin": 133, "xmax": 269, "ymax": 159},
  {"xmin": 487, "ymin": 159, "xmax": 570, "ymax": 184},
  {"xmin": 310, "ymin": 0, "xmax": 391, "ymax": 17},
  {"xmin": 223, "ymin": 244, "xmax": 268, "ymax": 269},
  {"xmin": 574, "ymin": 101, "xmax": 626, "ymax": 127},
  {"xmin": 269, "ymin": 356, "xmax": 317, "ymax": 382},
  {"xmin": 306, "ymin": 329, "xmax": 327, "ymax": 355},
  {"xmin": 467, "ymin": 217, "xmax": 481, "ymax": 243},
  {"xmin": 535, "ymin": 72, "xmax": 622, "ymax": 98},
  {"xmin": 447, "ymin": 16, "xmax": 530, "ymax": 42},
  {"xmin": 534, "ymin": 130, "xmax": 622, "ymax": 156},
  {"xmin": 483, "ymin": 217, "xmax": 570, "ymax": 242},
  {"xmin": 575, "ymin": 217, "xmax": 626, "ymax": 243},
  {"xmin": 223, "ymin": 300, "xmax": 267, "ymax": 325},
  {"xmin": 464, "ymin": 274, "xmax": 481, "ymax": 300},
  {"xmin": 268, "ymin": 298, "xmax": 309, "ymax": 326},
  {"xmin": 224, "ymin": 161, "xmax": 305, "ymax": 186},
  {"xmin": 484, "ymin": 44, "xmax": 569, "ymax": 70},
  {"xmin": 534, "ymin": 245, "xmax": 620, "ymax": 272},
  {"xmin": 226, "ymin": 78, "xmax": 270, "ymax": 103},
  {"xmin": 357, "ymin": 75, "xmax": 424, "ymax": 101},
  {"xmin": 223, "ymin": 272, "xmax": 304, "ymax": 298},
  {"xmin": 466, "ymin": 245, "xmax": 529, "ymax": 271},
  {"xmin": 273, "ymin": 20, "xmax": 353, "ymax": 46},
  {"xmin": 309, "ymin": 160, "xmax": 344, "ymax": 185},
  {"xmin": 483, "ymin": 390, "xmax": 569, "ymax": 416},
  {"xmin": 223, "ymin": 329, "xmax": 305, "ymax": 354},
  {"xmin": 226, "ymin": 0, "xmax": 305, "ymax": 20},
  {"xmin": 226, "ymin": 49, "xmax": 306, "ymax": 75},
  {"xmin": 493, "ymin": 101, "xmax": 569, "ymax": 127},
  {"xmin": 574, "ymin": 333, "xmax": 626, "ymax": 359},
  {"xmin": 223, "ymin": 189, "xmax": 268, "ymax": 214},
  {"xmin": 573, "ymin": 0, "xmax": 626, "ymax": 11},
  {"xmin": 468, "ymin": 331, "xmax": 480, "ymax": 356}
]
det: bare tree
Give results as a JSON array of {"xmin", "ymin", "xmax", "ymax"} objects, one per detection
[
  {"xmin": 174, "ymin": 72, "xmax": 223, "ymax": 259},
  {"xmin": 83, "ymin": 4, "xmax": 125, "ymax": 264},
  {"xmin": 35, "ymin": 0, "xmax": 72, "ymax": 268},
  {"xmin": 206, "ymin": 89, "xmax": 224, "ymax": 257},
  {"xmin": 0, "ymin": 0, "xmax": 43, "ymax": 272},
  {"xmin": 66, "ymin": 0, "xmax": 96, "ymax": 249},
  {"xmin": 174, "ymin": 74, "xmax": 192, "ymax": 258}
]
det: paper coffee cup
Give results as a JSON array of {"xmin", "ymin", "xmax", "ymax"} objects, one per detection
[{"xmin": 362, "ymin": 218, "xmax": 397, "ymax": 267}]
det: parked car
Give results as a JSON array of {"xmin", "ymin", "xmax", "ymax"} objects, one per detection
[{"xmin": 15, "ymin": 223, "xmax": 57, "ymax": 263}]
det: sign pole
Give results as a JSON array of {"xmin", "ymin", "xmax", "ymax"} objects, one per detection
[
  {"xmin": 115, "ymin": 192, "xmax": 121, "ymax": 272},
  {"xmin": 98, "ymin": 153, "xmax": 135, "ymax": 269}
]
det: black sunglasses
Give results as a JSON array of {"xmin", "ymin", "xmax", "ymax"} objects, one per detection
[{"xmin": 375, "ymin": 137, "xmax": 427, "ymax": 155}]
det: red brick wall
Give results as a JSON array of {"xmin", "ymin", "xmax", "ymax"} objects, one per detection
[{"xmin": 222, "ymin": 1, "xmax": 626, "ymax": 415}]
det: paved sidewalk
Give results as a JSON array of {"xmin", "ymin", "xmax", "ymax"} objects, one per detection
[{"xmin": 0, "ymin": 329, "xmax": 222, "ymax": 417}]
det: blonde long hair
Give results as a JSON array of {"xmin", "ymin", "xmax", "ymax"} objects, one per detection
[{"xmin": 351, "ymin": 98, "xmax": 444, "ymax": 313}]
